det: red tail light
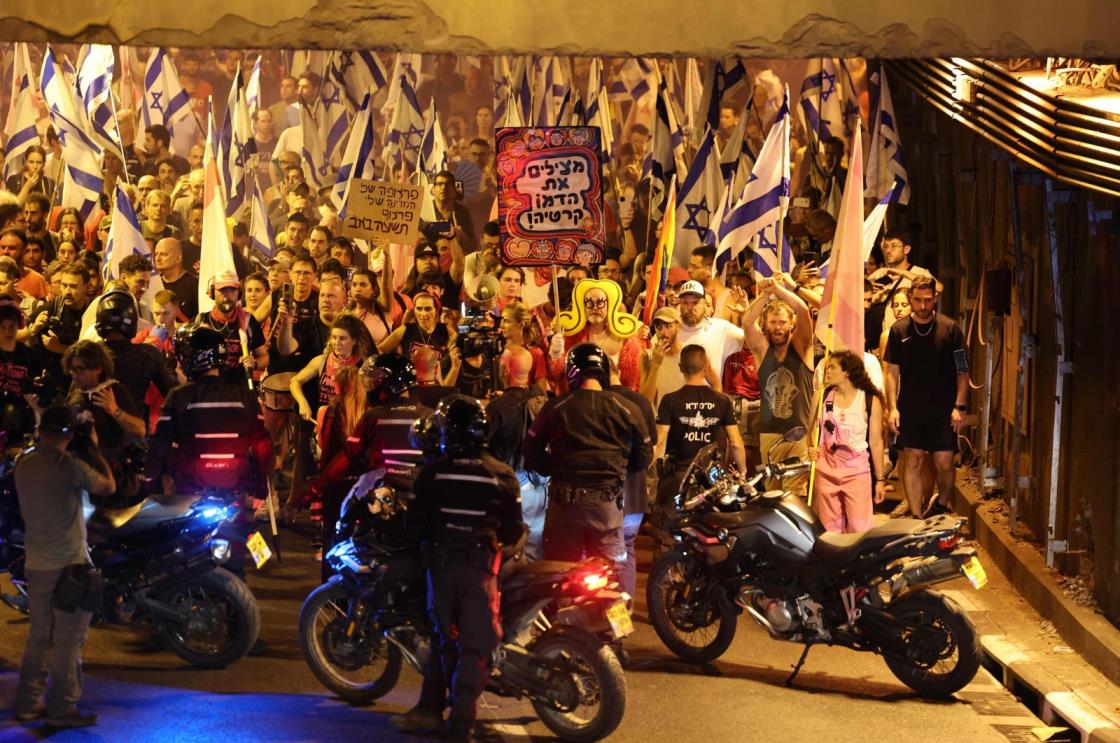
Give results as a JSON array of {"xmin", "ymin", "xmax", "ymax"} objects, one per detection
[
  {"xmin": 938, "ymin": 534, "xmax": 960, "ymax": 551},
  {"xmin": 582, "ymin": 573, "xmax": 609, "ymax": 592}
]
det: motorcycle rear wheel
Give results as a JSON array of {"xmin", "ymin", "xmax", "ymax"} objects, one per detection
[
  {"xmin": 530, "ymin": 628, "xmax": 626, "ymax": 742},
  {"xmin": 647, "ymin": 548, "xmax": 737, "ymax": 663},
  {"xmin": 882, "ymin": 589, "xmax": 981, "ymax": 698},
  {"xmin": 156, "ymin": 568, "xmax": 260, "ymax": 668},
  {"xmin": 298, "ymin": 579, "xmax": 402, "ymax": 704}
]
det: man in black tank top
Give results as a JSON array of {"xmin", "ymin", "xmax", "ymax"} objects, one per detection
[{"xmin": 743, "ymin": 277, "xmax": 815, "ymax": 495}]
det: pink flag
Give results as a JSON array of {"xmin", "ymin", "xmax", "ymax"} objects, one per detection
[
  {"xmin": 198, "ymin": 107, "xmax": 238, "ymax": 314},
  {"xmin": 814, "ymin": 120, "xmax": 864, "ymax": 354}
]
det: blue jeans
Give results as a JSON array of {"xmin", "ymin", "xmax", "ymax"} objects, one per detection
[{"xmin": 617, "ymin": 514, "xmax": 644, "ymax": 597}]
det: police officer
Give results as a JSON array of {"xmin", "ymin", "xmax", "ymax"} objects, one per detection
[
  {"xmin": 392, "ymin": 395, "xmax": 523, "ymax": 742},
  {"xmin": 144, "ymin": 323, "xmax": 272, "ymax": 579},
  {"xmin": 94, "ymin": 288, "xmax": 175, "ymax": 424},
  {"xmin": 524, "ymin": 343, "xmax": 652, "ymax": 571}
]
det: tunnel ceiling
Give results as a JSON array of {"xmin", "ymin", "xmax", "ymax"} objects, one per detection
[{"xmin": 0, "ymin": 0, "xmax": 1115, "ymax": 58}]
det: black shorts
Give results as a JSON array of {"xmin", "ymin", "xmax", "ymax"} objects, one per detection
[{"xmin": 898, "ymin": 414, "xmax": 957, "ymax": 453}]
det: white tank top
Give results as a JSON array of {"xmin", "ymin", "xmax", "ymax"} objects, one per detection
[{"xmin": 830, "ymin": 389, "xmax": 869, "ymax": 453}]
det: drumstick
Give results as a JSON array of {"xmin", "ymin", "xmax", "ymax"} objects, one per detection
[{"xmin": 238, "ymin": 326, "xmax": 255, "ymax": 391}]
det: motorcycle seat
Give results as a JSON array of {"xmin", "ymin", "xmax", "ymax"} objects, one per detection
[
  {"xmin": 501, "ymin": 559, "xmax": 575, "ymax": 589},
  {"xmin": 87, "ymin": 496, "xmax": 198, "ymax": 543},
  {"xmin": 811, "ymin": 519, "xmax": 927, "ymax": 564}
]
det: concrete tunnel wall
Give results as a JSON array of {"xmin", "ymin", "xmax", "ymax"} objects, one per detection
[{"xmin": 0, "ymin": 0, "xmax": 1115, "ymax": 58}]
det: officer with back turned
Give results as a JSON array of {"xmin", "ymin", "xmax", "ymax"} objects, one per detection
[
  {"xmin": 523, "ymin": 343, "xmax": 652, "ymax": 572},
  {"xmin": 391, "ymin": 395, "xmax": 523, "ymax": 743}
]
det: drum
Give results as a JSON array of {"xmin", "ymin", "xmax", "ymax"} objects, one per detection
[{"xmin": 261, "ymin": 372, "xmax": 296, "ymax": 411}]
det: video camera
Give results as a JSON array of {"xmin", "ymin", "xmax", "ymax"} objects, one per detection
[{"xmin": 455, "ymin": 302, "xmax": 505, "ymax": 358}]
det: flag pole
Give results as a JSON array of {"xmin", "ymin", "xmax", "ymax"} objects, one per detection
[{"xmin": 107, "ymin": 90, "xmax": 134, "ymax": 187}]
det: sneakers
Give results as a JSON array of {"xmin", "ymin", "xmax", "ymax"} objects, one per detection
[
  {"xmin": 44, "ymin": 709, "xmax": 97, "ymax": 728},
  {"xmin": 888, "ymin": 501, "xmax": 911, "ymax": 519},
  {"xmin": 390, "ymin": 708, "xmax": 444, "ymax": 735},
  {"xmin": 1, "ymin": 592, "xmax": 28, "ymax": 612}
]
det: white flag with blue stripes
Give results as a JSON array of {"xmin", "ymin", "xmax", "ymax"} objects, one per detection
[
  {"xmin": 42, "ymin": 47, "xmax": 103, "ymax": 220},
  {"xmin": 382, "ymin": 71, "xmax": 425, "ymax": 171},
  {"xmin": 799, "ymin": 58, "xmax": 845, "ymax": 145},
  {"xmin": 320, "ymin": 53, "xmax": 352, "ymax": 168},
  {"xmin": 76, "ymin": 44, "xmax": 119, "ymax": 154},
  {"xmin": 219, "ymin": 63, "xmax": 255, "ymax": 219},
  {"xmin": 141, "ymin": 48, "xmax": 192, "ymax": 134},
  {"xmin": 249, "ymin": 175, "xmax": 276, "ymax": 265},
  {"xmin": 608, "ymin": 57, "xmax": 656, "ymax": 103},
  {"xmin": 245, "ymin": 54, "xmax": 262, "ymax": 116},
  {"xmin": 103, "ymin": 183, "xmax": 150, "ymax": 280},
  {"xmin": 674, "ymin": 126, "xmax": 724, "ymax": 260},
  {"xmin": 331, "ymin": 92, "xmax": 377, "ymax": 216},
  {"xmin": 864, "ymin": 66, "xmax": 910, "ymax": 206},
  {"xmin": 3, "ymin": 44, "xmax": 38, "ymax": 182},
  {"xmin": 333, "ymin": 50, "xmax": 387, "ymax": 110},
  {"xmin": 585, "ymin": 57, "xmax": 614, "ymax": 157},
  {"xmin": 713, "ymin": 87, "xmax": 791, "ymax": 275}
]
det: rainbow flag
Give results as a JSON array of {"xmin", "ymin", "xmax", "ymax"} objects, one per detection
[{"xmin": 642, "ymin": 176, "xmax": 677, "ymax": 327}]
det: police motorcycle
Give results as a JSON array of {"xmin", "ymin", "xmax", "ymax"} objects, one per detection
[
  {"xmin": 300, "ymin": 463, "xmax": 630, "ymax": 738},
  {"xmin": 647, "ymin": 428, "xmax": 987, "ymax": 698},
  {"xmin": 0, "ymin": 420, "xmax": 261, "ymax": 669}
]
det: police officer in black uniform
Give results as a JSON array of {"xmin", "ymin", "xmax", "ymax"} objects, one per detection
[
  {"xmin": 524, "ymin": 343, "xmax": 652, "ymax": 572},
  {"xmin": 392, "ymin": 395, "xmax": 523, "ymax": 742},
  {"xmin": 144, "ymin": 323, "xmax": 272, "ymax": 575},
  {"xmin": 94, "ymin": 288, "xmax": 175, "ymax": 424}
]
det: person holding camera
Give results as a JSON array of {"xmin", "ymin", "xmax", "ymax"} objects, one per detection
[
  {"xmin": 27, "ymin": 262, "xmax": 91, "ymax": 393},
  {"xmin": 62, "ymin": 340, "xmax": 146, "ymax": 461},
  {"xmin": 0, "ymin": 303, "xmax": 43, "ymax": 447},
  {"xmin": 13, "ymin": 405, "xmax": 116, "ymax": 728}
]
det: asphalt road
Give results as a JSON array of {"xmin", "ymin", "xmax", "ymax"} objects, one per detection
[{"xmin": 0, "ymin": 521, "xmax": 1047, "ymax": 743}]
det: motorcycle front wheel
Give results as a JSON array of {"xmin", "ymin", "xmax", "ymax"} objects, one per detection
[
  {"xmin": 156, "ymin": 567, "xmax": 260, "ymax": 668},
  {"xmin": 647, "ymin": 547, "xmax": 737, "ymax": 663},
  {"xmin": 882, "ymin": 589, "xmax": 981, "ymax": 698},
  {"xmin": 529, "ymin": 628, "xmax": 626, "ymax": 742},
  {"xmin": 298, "ymin": 579, "xmax": 402, "ymax": 704}
]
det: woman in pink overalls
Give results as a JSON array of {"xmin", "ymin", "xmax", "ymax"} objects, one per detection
[{"xmin": 809, "ymin": 351, "xmax": 887, "ymax": 533}]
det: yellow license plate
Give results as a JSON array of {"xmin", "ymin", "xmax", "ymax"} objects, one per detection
[
  {"xmin": 246, "ymin": 531, "xmax": 272, "ymax": 569},
  {"xmin": 962, "ymin": 556, "xmax": 987, "ymax": 589},
  {"xmin": 605, "ymin": 601, "xmax": 634, "ymax": 639}
]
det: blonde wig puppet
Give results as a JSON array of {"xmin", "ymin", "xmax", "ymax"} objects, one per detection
[{"xmin": 558, "ymin": 279, "xmax": 641, "ymax": 339}]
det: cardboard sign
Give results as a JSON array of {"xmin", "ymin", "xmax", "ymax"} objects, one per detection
[
  {"xmin": 495, "ymin": 127, "xmax": 604, "ymax": 267},
  {"xmin": 341, "ymin": 179, "xmax": 424, "ymax": 243}
]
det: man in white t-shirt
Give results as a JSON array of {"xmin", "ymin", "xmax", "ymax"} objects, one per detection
[{"xmin": 675, "ymin": 280, "xmax": 744, "ymax": 390}]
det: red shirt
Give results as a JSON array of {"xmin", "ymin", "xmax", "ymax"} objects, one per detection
[{"xmin": 722, "ymin": 349, "xmax": 759, "ymax": 400}]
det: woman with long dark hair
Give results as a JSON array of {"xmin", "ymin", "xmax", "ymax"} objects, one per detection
[
  {"xmin": 6, "ymin": 145, "xmax": 55, "ymax": 200},
  {"xmin": 808, "ymin": 350, "xmax": 887, "ymax": 533}
]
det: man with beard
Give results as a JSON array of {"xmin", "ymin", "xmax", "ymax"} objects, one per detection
[
  {"xmin": 639, "ymin": 306, "xmax": 686, "ymax": 408},
  {"xmin": 26, "ymin": 262, "xmax": 91, "ymax": 392},
  {"xmin": 742, "ymin": 276, "xmax": 815, "ymax": 494},
  {"xmin": 675, "ymin": 280, "xmax": 743, "ymax": 389},
  {"xmin": 883, "ymin": 277, "xmax": 968, "ymax": 518},
  {"xmin": 196, "ymin": 272, "xmax": 268, "ymax": 387}
]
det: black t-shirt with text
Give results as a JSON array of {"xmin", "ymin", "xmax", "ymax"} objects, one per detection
[{"xmin": 657, "ymin": 384, "xmax": 737, "ymax": 467}]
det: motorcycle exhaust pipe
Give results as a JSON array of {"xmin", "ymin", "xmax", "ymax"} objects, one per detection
[{"xmin": 890, "ymin": 557, "xmax": 961, "ymax": 596}]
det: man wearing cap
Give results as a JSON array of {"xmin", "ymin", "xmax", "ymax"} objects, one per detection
[
  {"xmin": 196, "ymin": 271, "xmax": 268, "ymax": 388},
  {"xmin": 406, "ymin": 241, "xmax": 460, "ymax": 301},
  {"xmin": 639, "ymin": 306, "xmax": 686, "ymax": 409},
  {"xmin": 675, "ymin": 279, "xmax": 746, "ymax": 388},
  {"xmin": 664, "ymin": 266, "xmax": 690, "ymax": 308},
  {"xmin": 14, "ymin": 405, "xmax": 115, "ymax": 728}
]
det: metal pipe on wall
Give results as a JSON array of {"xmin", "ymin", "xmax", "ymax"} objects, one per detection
[
  {"xmin": 1007, "ymin": 162, "xmax": 1032, "ymax": 536},
  {"xmin": 1043, "ymin": 178, "xmax": 1073, "ymax": 567}
]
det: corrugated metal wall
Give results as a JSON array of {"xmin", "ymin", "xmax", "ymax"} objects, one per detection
[{"xmin": 891, "ymin": 67, "xmax": 1120, "ymax": 622}]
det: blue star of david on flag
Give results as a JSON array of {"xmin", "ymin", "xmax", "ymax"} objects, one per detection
[
  {"xmin": 820, "ymin": 70, "xmax": 836, "ymax": 102},
  {"xmin": 683, "ymin": 198, "xmax": 711, "ymax": 243}
]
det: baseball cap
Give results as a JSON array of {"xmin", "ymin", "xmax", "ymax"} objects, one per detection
[
  {"xmin": 667, "ymin": 267, "xmax": 689, "ymax": 284},
  {"xmin": 39, "ymin": 405, "xmax": 76, "ymax": 434},
  {"xmin": 652, "ymin": 306, "xmax": 681, "ymax": 325},
  {"xmin": 415, "ymin": 243, "xmax": 439, "ymax": 259},
  {"xmin": 678, "ymin": 280, "xmax": 705, "ymax": 297},
  {"xmin": 212, "ymin": 271, "xmax": 241, "ymax": 290}
]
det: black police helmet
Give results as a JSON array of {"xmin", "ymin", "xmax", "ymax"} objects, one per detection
[
  {"xmin": 94, "ymin": 289, "xmax": 139, "ymax": 340},
  {"xmin": 361, "ymin": 353, "xmax": 416, "ymax": 402},
  {"xmin": 173, "ymin": 322, "xmax": 227, "ymax": 378},
  {"xmin": 409, "ymin": 414, "xmax": 441, "ymax": 460},
  {"xmin": 433, "ymin": 394, "xmax": 488, "ymax": 456},
  {"xmin": 565, "ymin": 342, "xmax": 610, "ymax": 390}
]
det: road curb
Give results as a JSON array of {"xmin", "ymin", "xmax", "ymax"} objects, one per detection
[{"xmin": 955, "ymin": 484, "xmax": 1120, "ymax": 742}]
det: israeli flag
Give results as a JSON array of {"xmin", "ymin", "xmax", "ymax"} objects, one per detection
[
  {"xmin": 76, "ymin": 44, "xmax": 120, "ymax": 154},
  {"xmin": 141, "ymin": 48, "xmax": 192, "ymax": 134},
  {"xmin": 3, "ymin": 44, "xmax": 39, "ymax": 181},
  {"xmin": 864, "ymin": 65, "xmax": 911, "ymax": 206},
  {"xmin": 219, "ymin": 63, "xmax": 255, "ymax": 219},
  {"xmin": 331, "ymin": 92, "xmax": 377, "ymax": 216},
  {"xmin": 799, "ymin": 57, "xmax": 845, "ymax": 145},
  {"xmin": 42, "ymin": 47, "xmax": 103, "ymax": 219},
  {"xmin": 103, "ymin": 183, "xmax": 150, "ymax": 281},
  {"xmin": 674, "ymin": 126, "xmax": 725, "ymax": 259}
]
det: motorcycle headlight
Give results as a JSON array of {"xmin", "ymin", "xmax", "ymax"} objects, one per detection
[
  {"xmin": 198, "ymin": 504, "xmax": 234, "ymax": 523},
  {"xmin": 209, "ymin": 538, "xmax": 231, "ymax": 563}
]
